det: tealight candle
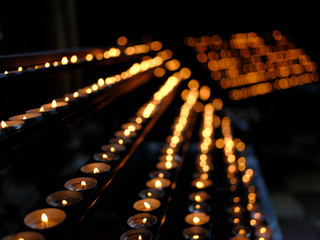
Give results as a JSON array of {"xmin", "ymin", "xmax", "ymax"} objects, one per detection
[
  {"xmin": 228, "ymin": 204, "xmax": 246, "ymax": 217},
  {"xmin": 3, "ymin": 231, "xmax": 45, "ymax": 240},
  {"xmin": 182, "ymin": 226, "xmax": 209, "ymax": 239},
  {"xmin": 93, "ymin": 152, "xmax": 120, "ymax": 162},
  {"xmin": 46, "ymin": 190, "xmax": 83, "ymax": 207},
  {"xmin": 185, "ymin": 212, "xmax": 210, "ymax": 226},
  {"xmin": 158, "ymin": 154, "xmax": 180, "ymax": 162},
  {"xmin": 9, "ymin": 113, "xmax": 42, "ymax": 124},
  {"xmin": 133, "ymin": 198, "xmax": 161, "ymax": 212},
  {"xmin": 41, "ymin": 100, "xmax": 68, "ymax": 111},
  {"xmin": 191, "ymin": 179, "xmax": 213, "ymax": 189},
  {"xmin": 109, "ymin": 137, "xmax": 132, "ymax": 145},
  {"xmin": 148, "ymin": 170, "xmax": 171, "ymax": 179},
  {"xmin": 188, "ymin": 191, "xmax": 211, "ymax": 202},
  {"xmin": 121, "ymin": 122, "xmax": 142, "ymax": 131},
  {"xmin": 146, "ymin": 177, "xmax": 171, "ymax": 189},
  {"xmin": 127, "ymin": 213, "xmax": 157, "ymax": 228},
  {"xmin": 0, "ymin": 120, "xmax": 24, "ymax": 137},
  {"xmin": 139, "ymin": 188, "xmax": 165, "ymax": 199},
  {"xmin": 156, "ymin": 160, "xmax": 178, "ymax": 170},
  {"xmin": 26, "ymin": 107, "xmax": 56, "ymax": 117},
  {"xmin": 64, "ymin": 92, "xmax": 87, "ymax": 102},
  {"xmin": 115, "ymin": 129, "xmax": 137, "ymax": 139},
  {"xmin": 232, "ymin": 224, "xmax": 251, "ymax": 237},
  {"xmin": 24, "ymin": 208, "xmax": 66, "ymax": 229},
  {"xmin": 80, "ymin": 162, "xmax": 111, "ymax": 175},
  {"xmin": 101, "ymin": 143, "xmax": 126, "ymax": 154},
  {"xmin": 188, "ymin": 202, "xmax": 212, "ymax": 213},
  {"xmin": 64, "ymin": 177, "xmax": 97, "ymax": 191},
  {"xmin": 120, "ymin": 228, "xmax": 153, "ymax": 240},
  {"xmin": 254, "ymin": 225, "xmax": 272, "ymax": 239}
]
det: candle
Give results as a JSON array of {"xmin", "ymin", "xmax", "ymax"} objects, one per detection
[
  {"xmin": 121, "ymin": 122, "xmax": 142, "ymax": 131},
  {"xmin": 232, "ymin": 224, "xmax": 250, "ymax": 237},
  {"xmin": 109, "ymin": 137, "xmax": 132, "ymax": 145},
  {"xmin": 80, "ymin": 162, "xmax": 111, "ymax": 175},
  {"xmin": 115, "ymin": 129, "xmax": 137, "ymax": 139},
  {"xmin": 188, "ymin": 191, "xmax": 211, "ymax": 202},
  {"xmin": 191, "ymin": 179, "xmax": 213, "ymax": 189},
  {"xmin": 127, "ymin": 213, "xmax": 157, "ymax": 228},
  {"xmin": 133, "ymin": 198, "xmax": 161, "ymax": 212},
  {"xmin": 148, "ymin": 170, "xmax": 171, "ymax": 179},
  {"xmin": 46, "ymin": 190, "xmax": 83, "ymax": 207},
  {"xmin": 120, "ymin": 228, "xmax": 153, "ymax": 240},
  {"xmin": 3, "ymin": 231, "xmax": 45, "ymax": 240},
  {"xmin": 24, "ymin": 208, "xmax": 66, "ymax": 229},
  {"xmin": 64, "ymin": 92, "xmax": 87, "ymax": 102},
  {"xmin": 254, "ymin": 225, "xmax": 272, "ymax": 239},
  {"xmin": 182, "ymin": 226, "xmax": 209, "ymax": 239},
  {"xmin": 188, "ymin": 202, "xmax": 212, "ymax": 213},
  {"xmin": 101, "ymin": 143, "xmax": 126, "ymax": 154},
  {"xmin": 228, "ymin": 204, "xmax": 246, "ymax": 217},
  {"xmin": 9, "ymin": 113, "xmax": 42, "ymax": 124},
  {"xmin": 93, "ymin": 152, "xmax": 120, "ymax": 162},
  {"xmin": 185, "ymin": 212, "xmax": 210, "ymax": 226},
  {"xmin": 156, "ymin": 160, "xmax": 178, "ymax": 170},
  {"xmin": 158, "ymin": 154, "xmax": 180, "ymax": 162},
  {"xmin": 64, "ymin": 177, "xmax": 97, "ymax": 191},
  {"xmin": 41, "ymin": 100, "xmax": 68, "ymax": 111},
  {"xmin": 146, "ymin": 177, "xmax": 171, "ymax": 189},
  {"xmin": 138, "ymin": 188, "xmax": 165, "ymax": 199},
  {"xmin": 26, "ymin": 107, "xmax": 56, "ymax": 117},
  {"xmin": 0, "ymin": 120, "xmax": 24, "ymax": 137},
  {"xmin": 250, "ymin": 211, "xmax": 265, "ymax": 224}
]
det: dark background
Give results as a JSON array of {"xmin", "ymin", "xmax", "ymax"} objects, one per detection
[{"xmin": 0, "ymin": 1, "xmax": 320, "ymax": 239}]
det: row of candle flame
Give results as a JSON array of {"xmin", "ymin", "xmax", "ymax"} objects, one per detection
[
  {"xmin": 221, "ymin": 117, "xmax": 272, "ymax": 240},
  {"xmin": 0, "ymin": 49, "xmax": 174, "ymax": 134},
  {"xmin": 121, "ymin": 82, "xmax": 200, "ymax": 240},
  {"xmin": 0, "ymin": 37, "xmax": 162, "ymax": 76},
  {"xmin": 185, "ymin": 30, "xmax": 319, "ymax": 100},
  {"xmin": 2, "ymin": 43, "xmax": 187, "ymax": 240}
]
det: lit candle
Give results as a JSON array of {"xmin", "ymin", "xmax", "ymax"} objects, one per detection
[
  {"xmin": 64, "ymin": 177, "xmax": 97, "ymax": 191},
  {"xmin": 80, "ymin": 162, "xmax": 111, "ymax": 175},
  {"xmin": 228, "ymin": 204, "xmax": 245, "ymax": 217},
  {"xmin": 120, "ymin": 229, "xmax": 153, "ymax": 240},
  {"xmin": 9, "ymin": 113, "xmax": 42, "ymax": 124},
  {"xmin": 185, "ymin": 212, "xmax": 210, "ymax": 226},
  {"xmin": 23, "ymin": 208, "xmax": 66, "ymax": 229},
  {"xmin": 156, "ymin": 160, "xmax": 178, "ymax": 170},
  {"xmin": 127, "ymin": 213, "xmax": 157, "ymax": 228},
  {"xmin": 138, "ymin": 188, "xmax": 165, "ymax": 199},
  {"xmin": 121, "ymin": 122, "xmax": 142, "ymax": 131},
  {"xmin": 93, "ymin": 152, "xmax": 120, "ymax": 162},
  {"xmin": 191, "ymin": 179, "xmax": 213, "ymax": 189},
  {"xmin": 254, "ymin": 225, "xmax": 272, "ymax": 239},
  {"xmin": 2, "ymin": 231, "xmax": 45, "ymax": 240},
  {"xmin": 26, "ymin": 106, "xmax": 56, "ymax": 117},
  {"xmin": 188, "ymin": 202, "xmax": 212, "ymax": 213},
  {"xmin": 41, "ymin": 99, "xmax": 68, "ymax": 111},
  {"xmin": 148, "ymin": 170, "xmax": 171, "ymax": 179},
  {"xmin": 101, "ymin": 143, "xmax": 126, "ymax": 154},
  {"xmin": 46, "ymin": 190, "xmax": 83, "ymax": 207},
  {"xmin": 182, "ymin": 226, "xmax": 209, "ymax": 240},
  {"xmin": 158, "ymin": 154, "xmax": 181, "ymax": 162},
  {"xmin": 146, "ymin": 177, "xmax": 171, "ymax": 189},
  {"xmin": 115, "ymin": 129, "xmax": 137, "ymax": 139},
  {"xmin": 0, "ymin": 120, "xmax": 24, "ymax": 137},
  {"xmin": 188, "ymin": 191, "xmax": 210, "ymax": 202},
  {"xmin": 133, "ymin": 198, "xmax": 161, "ymax": 212}
]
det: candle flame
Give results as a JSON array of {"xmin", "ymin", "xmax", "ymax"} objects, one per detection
[
  {"xmin": 102, "ymin": 153, "xmax": 108, "ymax": 159},
  {"xmin": 196, "ymin": 181, "xmax": 204, "ymax": 189},
  {"xmin": 165, "ymin": 161, "xmax": 172, "ymax": 169},
  {"xmin": 62, "ymin": 199, "xmax": 68, "ymax": 206},
  {"xmin": 260, "ymin": 227, "xmax": 267, "ymax": 234},
  {"xmin": 110, "ymin": 147, "xmax": 116, "ymax": 152},
  {"xmin": 118, "ymin": 139, "xmax": 124, "ymax": 144},
  {"xmin": 147, "ymin": 192, "xmax": 152, "ymax": 197},
  {"xmin": 23, "ymin": 115, "xmax": 27, "ymax": 120},
  {"xmin": 158, "ymin": 172, "xmax": 164, "ymax": 178},
  {"xmin": 128, "ymin": 125, "xmax": 136, "ymax": 132},
  {"xmin": 155, "ymin": 180, "xmax": 162, "ymax": 188},
  {"xmin": 195, "ymin": 204, "xmax": 201, "ymax": 209},
  {"xmin": 142, "ymin": 218, "xmax": 147, "ymax": 224},
  {"xmin": 193, "ymin": 235, "xmax": 200, "ymax": 240},
  {"xmin": 52, "ymin": 100, "xmax": 57, "ymax": 108},
  {"xmin": 143, "ymin": 201, "xmax": 151, "ymax": 209},
  {"xmin": 81, "ymin": 181, "xmax": 86, "ymax": 189},
  {"xmin": 93, "ymin": 168, "xmax": 100, "ymax": 174},
  {"xmin": 193, "ymin": 216, "xmax": 200, "ymax": 224},
  {"xmin": 39, "ymin": 107, "xmax": 44, "ymax": 112},
  {"xmin": 73, "ymin": 92, "xmax": 79, "ymax": 98},
  {"xmin": 138, "ymin": 235, "xmax": 142, "ymax": 240},
  {"xmin": 41, "ymin": 213, "xmax": 48, "ymax": 225},
  {"xmin": 64, "ymin": 97, "xmax": 70, "ymax": 102},
  {"xmin": 1, "ymin": 121, "xmax": 8, "ymax": 128},
  {"xmin": 124, "ymin": 129, "xmax": 130, "ymax": 136},
  {"xmin": 195, "ymin": 195, "xmax": 201, "ymax": 202}
]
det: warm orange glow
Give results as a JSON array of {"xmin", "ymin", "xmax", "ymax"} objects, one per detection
[
  {"xmin": 195, "ymin": 195, "xmax": 201, "ymax": 202},
  {"xmin": 61, "ymin": 56, "xmax": 68, "ymax": 65},
  {"xmin": 138, "ymin": 235, "xmax": 142, "ymax": 240},
  {"xmin": 23, "ymin": 116, "xmax": 27, "ymax": 120},
  {"xmin": 155, "ymin": 180, "xmax": 162, "ymax": 188},
  {"xmin": 93, "ymin": 168, "xmax": 100, "ymax": 174},
  {"xmin": 62, "ymin": 200, "xmax": 68, "ymax": 206},
  {"xmin": 73, "ymin": 92, "xmax": 79, "ymax": 98},
  {"xmin": 81, "ymin": 181, "xmax": 86, "ymax": 189},
  {"xmin": 1, "ymin": 121, "xmax": 8, "ymax": 128},
  {"xmin": 142, "ymin": 217, "xmax": 147, "ymax": 224},
  {"xmin": 85, "ymin": 53, "xmax": 93, "ymax": 61},
  {"xmin": 52, "ymin": 100, "xmax": 57, "ymax": 108},
  {"xmin": 143, "ymin": 201, "xmax": 151, "ymax": 210},
  {"xmin": 110, "ymin": 147, "xmax": 116, "ymax": 152},
  {"xmin": 199, "ymin": 85, "xmax": 211, "ymax": 100},
  {"xmin": 192, "ymin": 216, "xmax": 200, "ymax": 224},
  {"xmin": 117, "ymin": 36, "xmax": 127, "ymax": 46},
  {"xmin": 260, "ymin": 227, "xmax": 267, "ymax": 234},
  {"xmin": 18, "ymin": 66, "xmax": 23, "ymax": 72},
  {"xmin": 70, "ymin": 55, "xmax": 78, "ymax": 63},
  {"xmin": 193, "ymin": 235, "xmax": 200, "ymax": 239},
  {"xmin": 41, "ymin": 213, "xmax": 48, "ymax": 226}
]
